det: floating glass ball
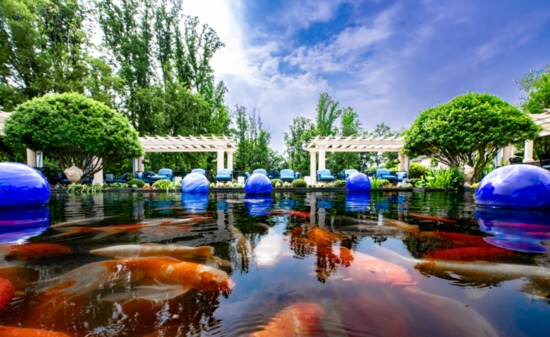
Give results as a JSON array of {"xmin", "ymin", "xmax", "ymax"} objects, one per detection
[
  {"xmin": 475, "ymin": 165, "xmax": 550, "ymax": 209},
  {"xmin": 476, "ymin": 208, "xmax": 550, "ymax": 253},
  {"xmin": 245, "ymin": 196, "xmax": 273, "ymax": 217},
  {"xmin": 0, "ymin": 207, "xmax": 51, "ymax": 243},
  {"xmin": 0, "ymin": 162, "xmax": 50, "ymax": 208},
  {"xmin": 182, "ymin": 172, "xmax": 209, "ymax": 193},
  {"xmin": 346, "ymin": 192, "xmax": 371, "ymax": 212},
  {"xmin": 245, "ymin": 173, "xmax": 272, "ymax": 195},
  {"xmin": 181, "ymin": 193, "xmax": 209, "ymax": 214},
  {"xmin": 346, "ymin": 172, "xmax": 371, "ymax": 192}
]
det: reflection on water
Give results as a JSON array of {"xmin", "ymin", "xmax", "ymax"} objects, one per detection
[{"xmin": 0, "ymin": 191, "xmax": 548, "ymax": 336}]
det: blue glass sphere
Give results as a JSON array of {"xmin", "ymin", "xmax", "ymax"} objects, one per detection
[
  {"xmin": 346, "ymin": 172, "xmax": 371, "ymax": 192},
  {"xmin": 476, "ymin": 165, "xmax": 550, "ymax": 209},
  {"xmin": 245, "ymin": 196, "xmax": 273, "ymax": 217},
  {"xmin": 0, "ymin": 162, "xmax": 50, "ymax": 208},
  {"xmin": 182, "ymin": 193, "xmax": 209, "ymax": 214},
  {"xmin": 0, "ymin": 207, "xmax": 51, "ymax": 243},
  {"xmin": 245, "ymin": 173, "xmax": 272, "ymax": 195},
  {"xmin": 345, "ymin": 192, "xmax": 371, "ymax": 212},
  {"xmin": 476, "ymin": 208, "xmax": 550, "ymax": 253},
  {"xmin": 182, "ymin": 172, "xmax": 209, "ymax": 193}
]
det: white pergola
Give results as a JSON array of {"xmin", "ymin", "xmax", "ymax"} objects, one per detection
[
  {"xmin": 521, "ymin": 110, "xmax": 550, "ymax": 163},
  {"xmin": 137, "ymin": 135, "xmax": 237, "ymax": 172},
  {"xmin": 305, "ymin": 135, "xmax": 407, "ymax": 184}
]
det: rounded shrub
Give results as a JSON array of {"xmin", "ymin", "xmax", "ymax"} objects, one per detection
[
  {"xmin": 271, "ymin": 179, "xmax": 283, "ymax": 187},
  {"xmin": 292, "ymin": 179, "xmax": 307, "ymax": 187},
  {"xmin": 409, "ymin": 163, "xmax": 430, "ymax": 179},
  {"xmin": 334, "ymin": 180, "xmax": 347, "ymax": 187},
  {"xmin": 126, "ymin": 179, "xmax": 145, "ymax": 188}
]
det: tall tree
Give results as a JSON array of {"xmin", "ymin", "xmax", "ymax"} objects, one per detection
[
  {"xmin": 316, "ymin": 92, "xmax": 341, "ymax": 136},
  {"xmin": 284, "ymin": 117, "xmax": 317, "ymax": 177},
  {"xmin": 0, "ymin": 0, "xmax": 116, "ymax": 110},
  {"xmin": 330, "ymin": 107, "xmax": 362, "ymax": 173}
]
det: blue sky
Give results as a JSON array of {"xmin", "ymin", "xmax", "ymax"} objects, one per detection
[{"xmin": 182, "ymin": 0, "xmax": 550, "ymax": 152}]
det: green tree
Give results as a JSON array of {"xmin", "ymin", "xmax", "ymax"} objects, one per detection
[
  {"xmin": 284, "ymin": 117, "xmax": 317, "ymax": 177},
  {"xmin": 330, "ymin": 107, "xmax": 362, "ymax": 173},
  {"xmin": 230, "ymin": 106, "xmax": 272, "ymax": 172},
  {"xmin": 4, "ymin": 93, "xmax": 143, "ymax": 182},
  {"xmin": 0, "ymin": 0, "xmax": 117, "ymax": 110},
  {"xmin": 316, "ymin": 92, "xmax": 341, "ymax": 136},
  {"xmin": 404, "ymin": 92, "xmax": 541, "ymax": 181},
  {"xmin": 522, "ymin": 72, "xmax": 550, "ymax": 114}
]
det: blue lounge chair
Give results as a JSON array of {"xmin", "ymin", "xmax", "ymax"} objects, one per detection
[
  {"xmin": 253, "ymin": 169, "xmax": 268, "ymax": 175},
  {"xmin": 104, "ymin": 173, "xmax": 116, "ymax": 183},
  {"xmin": 114, "ymin": 173, "xmax": 129, "ymax": 183},
  {"xmin": 376, "ymin": 169, "xmax": 397, "ymax": 184},
  {"xmin": 215, "ymin": 169, "xmax": 232, "ymax": 182},
  {"xmin": 396, "ymin": 172, "xmax": 408, "ymax": 182},
  {"xmin": 191, "ymin": 168, "xmax": 206, "ymax": 175},
  {"xmin": 317, "ymin": 169, "xmax": 335, "ymax": 182},
  {"xmin": 344, "ymin": 169, "xmax": 359, "ymax": 178},
  {"xmin": 280, "ymin": 169, "xmax": 299, "ymax": 182},
  {"xmin": 150, "ymin": 168, "xmax": 173, "ymax": 182}
]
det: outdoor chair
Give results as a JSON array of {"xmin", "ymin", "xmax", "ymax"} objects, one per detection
[
  {"xmin": 150, "ymin": 168, "xmax": 173, "ymax": 182},
  {"xmin": 344, "ymin": 169, "xmax": 359, "ymax": 178},
  {"xmin": 280, "ymin": 169, "xmax": 299, "ymax": 182},
  {"xmin": 375, "ymin": 169, "xmax": 397, "ymax": 184},
  {"xmin": 104, "ymin": 173, "xmax": 116, "ymax": 184},
  {"xmin": 114, "ymin": 173, "xmax": 129, "ymax": 183},
  {"xmin": 267, "ymin": 170, "xmax": 280, "ymax": 180},
  {"xmin": 253, "ymin": 169, "xmax": 268, "ymax": 175},
  {"xmin": 539, "ymin": 153, "xmax": 550, "ymax": 170},
  {"xmin": 138, "ymin": 171, "xmax": 156, "ymax": 184},
  {"xmin": 191, "ymin": 168, "xmax": 206, "ymax": 175},
  {"xmin": 215, "ymin": 169, "xmax": 233, "ymax": 182},
  {"xmin": 317, "ymin": 169, "xmax": 335, "ymax": 182},
  {"xmin": 396, "ymin": 171, "xmax": 408, "ymax": 182},
  {"xmin": 509, "ymin": 157, "xmax": 523, "ymax": 165}
]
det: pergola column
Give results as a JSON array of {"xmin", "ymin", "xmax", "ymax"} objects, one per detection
[
  {"xmin": 93, "ymin": 157, "xmax": 103, "ymax": 185},
  {"xmin": 318, "ymin": 149, "xmax": 326, "ymax": 170},
  {"xmin": 309, "ymin": 151, "xmax": 317, "ymax": 184},
  {"xmin": 217, "ymin": 149, "xmax": 225, "ymax": 172},
  {"xmin": 138, "ymin": 156, "xmax": 145, "ymax": 172},
  {"xmin": 398, "ymin": 152, "xmax": 405, "ymax": 171},
  {"xmin": 26, "ymin": 149, "xmax": 36, "ymax": 167},
  {"xmin": 500, "ymin": 145, "xmax": 512, "ymax": 166},
  {"xmin": 524, "ymin": 140, "xmax": 535, "ymax": 163},
  {"xmin": 227, "ymin": 151, "xmax": 234, "ymax": 171}
]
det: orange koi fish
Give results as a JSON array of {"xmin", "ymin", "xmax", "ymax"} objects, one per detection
[
  {"xmin": 0, "ymin": 277, "xmax": 15, "ymax": 310},
  {"xmin": 0, "ymin": 326, "xmax": 71, "ymax": 337},
  {"xmin": 425, "ymin": 246, "xmax": 516, "ymax": 262},
  {"xmin": 250, "ymin": 303, "xmax": 326, "ymax": 337},
  {"xmin": 308, "ymin": 227, "xmax": 346, "ymax": 247},
  {"xmin": 340, "ymin": 247, "xmax": 417, "ymax": 287},
  {"xmin": 409, "ymin": 213, "xmax": 458, "ymax": 224},
  {"xmin": 42, "ymin": 256, "xmax": 232, "ymax": 301},
  {"xmin": 0, "ymin": 266, "xmax": 39, "ymax": 291},
  {"xmin": 4, "ymin": 243, "xmax": 72, "ymax": 261},
  {"xmin": 284, "ymin": 210, "xmax": 311, "ymax": 218}
]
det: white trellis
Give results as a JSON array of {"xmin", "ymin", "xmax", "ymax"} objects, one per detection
[
  {"xmin": 305, "ymin": 135, "xmax": 407, "ymax": 184},
  {"xmin": 138, "ymin": 135, "xmax": 237, "ymax": 172},
  {"xmin": 521, "ymin": 110, "xmax": 550, "ymax": 163}
]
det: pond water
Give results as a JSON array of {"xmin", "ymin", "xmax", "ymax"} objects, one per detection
[{"xmin": 0, "ymin": 191, "xmax": 549, "ymax": 336}]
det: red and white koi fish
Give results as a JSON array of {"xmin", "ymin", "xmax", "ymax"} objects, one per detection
[
  {"xmin": 340, "ymin": 247, "xmax": 417, "ymax": 287},
  {"xmin": 250, "ymin": 303, "xmax": 326, "ymax": 337},
  {"xmin": 2, "ymin": 243, "xmax": 72, "ymax": 261},
  {"xmin": 0, "ymin": 326, "xmax": 71, "ymax": 337}
]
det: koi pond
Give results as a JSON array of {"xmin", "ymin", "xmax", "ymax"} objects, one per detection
[{"xmin": 0, "ymin": 191, "xmax": 549, "ymax": 336}]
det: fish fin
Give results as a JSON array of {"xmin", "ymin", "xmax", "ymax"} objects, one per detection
[{"xmin": 102, "ymin": 283, "xmax": 188, "ymax": 302}]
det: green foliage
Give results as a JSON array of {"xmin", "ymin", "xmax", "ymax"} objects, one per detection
[
  {"xmin": 425, "ymin": 168, "xmax": 464, "ymax": 189},
  {"xmin": 5, "ymin": 93, "xmax": 143, "ymax": 182},
  {"xmin": 67, "ymin": 183, "xmax": 103, "ymax": 194},
  {"xmin": 370, "ymin": 178, "xmax": 390, "ymax": 188},
  {"xmin": 333, "ymin": 180, "xmax": 346, "ymax": 187},
  {"xmin": 330, "ymin": 107, "xmax": 362, "ymax": 173},
  {"xmin": 126, "ymin": 179, "xmax": 145, "ymax": 188},
  {"xmin": 292, "ymin": 179, "xmax": 307, "ymax": 188},
  {"xmin": 523, "ymin": 72, "xmax": 550, "ymax": 114},
  {"xmin": 409, "ymin": 163, "xmax": 430, "ymax": 179},
  {"xmin": 404, "ymin": 92, "xmax": 541, "ymax": 181},
  {"xmin": 271, "ymin": 179, "xmax": 282, "ymax": 187},
  {"xmin": 231, "ymin": 106, "xmax": 273, "ymax": 172},
  {"xmin": 284, "ymin": 117, "xmax": 316, "ymax": 177},
  {"xmin": 316, "ymin": 92, "xmax": 341, "ymax": 136},
  {"xmin": 153, "ymin": 179, "xmax": 171, "ymax": 190}
]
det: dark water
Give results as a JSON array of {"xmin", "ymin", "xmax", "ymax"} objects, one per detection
[{"xmin": 0, "ymin": 191, "xmax": 549, "ymax": 336}]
